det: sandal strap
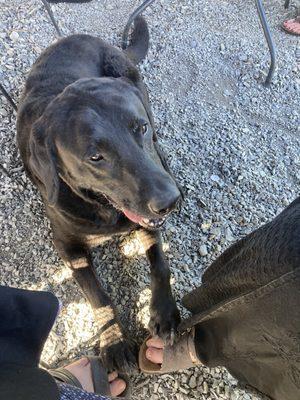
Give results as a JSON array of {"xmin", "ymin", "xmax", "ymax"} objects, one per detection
[
  {"xmin": 88, "ymin": 357, "xmax": 130, "ymax": 398},
  {"xmin": 160, "ymin": 328, "xmax": 201, "ymax": 373},
  {"xmin": 49, "ymin": 368, "xmax": 83, "ymax": 389},
  {"xmin": 87, "ymin": 357, "xmax": 111, "ymax": 396},
  {"xmin": 139, "ymin": 328, "xmax": 201, "ymax": 375},
  {"xmin": 187, "ymin": 327, "xmax": 199, "ymax": 364},
  {"xmin": 50, "ymin": 357, "xmax": 129, "ymax": 397}
]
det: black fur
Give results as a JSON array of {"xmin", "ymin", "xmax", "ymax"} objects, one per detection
[
  {"xmin": 123, "ymin": 16, "xmax": 150, "ymax": 64},
  {"xmin": 17, "ymin": 19, "xmax": 181, "ymax": 372}
]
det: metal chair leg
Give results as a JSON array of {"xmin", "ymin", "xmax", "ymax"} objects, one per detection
[
  {"xmin": 255, "ymin": 0, "xmax": 276, "ymax": 86},
  {"xmin": 0, "ymin": 83, "xmax": 17, "ymax": 111},
  {"xmin": 41, "ymin": 0, "xmax": 62, "ymax": 37},
  {"xmin": 122, "ymin": 0, "xmax": 156, "ymax": 49}
]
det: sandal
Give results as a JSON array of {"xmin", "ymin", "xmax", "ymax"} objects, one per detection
[
  {"xmin": 139, "ymin": 328, "xmax": 201, "ymax": 374},
  {"xmin": 50, "ymin": 356, "xmax": 130, "ymax": 397}
]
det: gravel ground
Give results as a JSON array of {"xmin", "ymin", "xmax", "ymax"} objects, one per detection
[{"xmin": 0, "ymin": 0, "xmax": 299, "ymax": 399}]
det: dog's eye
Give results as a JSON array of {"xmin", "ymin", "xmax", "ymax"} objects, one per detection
[
  {"xmin": 141, "ymin": 123, "xmax": 148, "ymax": 135},
  {"xmin": 132, "ymin": 122, "xmax": 148, "ymax": 135},
  {"xmin": 90, "ymin": 153, "xmax": 104, "ymax": 162}
]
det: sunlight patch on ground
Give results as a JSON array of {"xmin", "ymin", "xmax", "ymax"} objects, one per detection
[
  {"xmin": 136, "ymin": 287, "xmax": 151, "ymax": 329},
  {"xmin": 51, "ymin": 265, "xmax": 73, "ymax": 284},
  {"xmin": 42, "ymin": 299, "xmax": 98, "ymax": 365}
]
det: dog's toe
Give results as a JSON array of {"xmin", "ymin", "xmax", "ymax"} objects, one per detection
[
  {"xmin": 149, "ymin": 298, "xmax": 181, "ymax": 346},
  {"xmin": 99, "ymin": 339, "xmax": 138, "ymax": 373}
]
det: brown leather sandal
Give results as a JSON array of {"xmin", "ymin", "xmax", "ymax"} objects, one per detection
[{"xmin": 139, "ymin": 328, "xmax": 201, "ymax": 374}]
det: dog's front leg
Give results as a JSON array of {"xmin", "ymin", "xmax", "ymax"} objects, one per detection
[
  {"xmin": 53, "ymin": 235, "xmax": 137, "ymax": 372},
  {"xmin": 138, "ymin": 230, "xmax": 181, "ymax": 344}
]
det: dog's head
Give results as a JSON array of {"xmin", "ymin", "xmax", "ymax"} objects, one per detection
[{"xmin": 29, "ymin": 77, "xmax": 181, "ymax": 229}]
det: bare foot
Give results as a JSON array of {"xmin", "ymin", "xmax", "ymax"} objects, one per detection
[
  {"xmin": 282, "ymin": 16, "xmax": 300, "ymax": 36},
  {"xmin": 145, "ymin": 337, "xmax": 165, "ymax": 365},
  {"xmin": 64, "ymin": 358, "xmax": 126, "ymax": 397}
]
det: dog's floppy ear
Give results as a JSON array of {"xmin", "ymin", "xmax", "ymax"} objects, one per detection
[{"xmin": 29, "ymin": 118, "xmax": 59, "ymax": 207}]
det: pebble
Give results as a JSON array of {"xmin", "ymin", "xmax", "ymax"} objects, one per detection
[
  {"xmin": 199, "ymin": 244, "xmax": 208, "ymax": 256},
  {"xmin": 211, "ymin": 227, "xmax": 221, "ymax": 237},
  {"xmin": 225, "ymin": 228, "xmax": 235, "ymax": 242},
  {"xmin": 231, "ymin": 392, "xmax": 240, "ymax": 400},
  {"xmin": 189, "ymin": 375, "xmax": 197, "ymax": 389},
  {"xmin": 210, "ymin": 174, "xmax": 223, "ymax": 184},
  {"xmin": 9, "ymin": 31, "xmax": 19, "ymax": 42},
  {"xmin": 0, "ymin": 108, "xmax": 8, "ymax": 117},
  {"xmin": 203, "ymin": 381, "xmax": 209, "ymax": 394},
  {"xmin": 181, "ymin": 375, "xmax": 188, "ymax": 384}
]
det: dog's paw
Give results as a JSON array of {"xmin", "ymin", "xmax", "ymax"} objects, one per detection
[
  {"xmin": 149, "ymin": 297, "xmax": 181, "ymax": 346},
  {"xmin": 99, "ymin": 338, "xmax": 138, "ymax": 373}
]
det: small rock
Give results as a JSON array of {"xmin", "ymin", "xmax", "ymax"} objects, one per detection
[
  {"xmin": 211, "ymin": 227, "xmax": 221, "ymax": 237},
  {"xmin": 181, "ymin": 375, "xmax": 188, "ymax": 384},
  {"xmin": 224, "ymin": 385, "xmax": 231, "ymax": 397},
  {"xmin": 179, "ymin": 387, "xmax": 189, "ymax": 395},
  {"xmin": 9, "ymin": 31, "xmax": 19, "ymax": 42},
  {"xmin": 225, "ymin": 228, "xmax": 235, "ymax": 242},
  {"xmin": 0, "ymin": 108, "xmax": 8, "ymax": 117},
  {"xmin": 173, "ymin": 380, "xmax": 179, "ymax": 390},
  {"xmin": 211, "ymin": 174, "xmax": 221, "ymax": 183},
  {"xmin": 203, "ymin": 381, "xmax": 209, "ymax": 394},
  {"xmin": 199, "ymin": 244, "xmax": 208, "ymax": 256},
  {"xmin": 210, "ymin": 174, "xmax": 224, "ymax": 186},
  {"xmin": 230, "ymin": 391, "xmax": 240, "ymax": 400},
  {"xmin": 189, "ymin": 375, "xmax": 197, "ymax": 389},
  {"xmin": 212, "ymin": 378, "xmax": 219, "ymax": 388},
  {"xmin": 201, "ymin": 221, "xmax": 211, "ymax": 231}
]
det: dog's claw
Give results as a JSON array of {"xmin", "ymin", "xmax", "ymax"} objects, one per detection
[
  {"xmin": 169, "ymin": 328, "xmax": 175, "ymax": 346},
  {"xmin": 149, "ymin": 297, "xmax": 181, "ymax": 346}
]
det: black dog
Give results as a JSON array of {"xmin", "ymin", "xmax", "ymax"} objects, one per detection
[{"xmin": 17, "ymin": 17, "xmax": 182, "ymax": 372}]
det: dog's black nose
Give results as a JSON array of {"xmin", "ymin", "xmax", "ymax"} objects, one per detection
[{"xmin": 148, "ymin": 192, "xmax": 181, "ymax": 216}]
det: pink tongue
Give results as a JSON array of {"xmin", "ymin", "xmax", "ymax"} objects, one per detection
[{"xmin": 123, "ymin": 209, "xmax": 144, "ymax": 224}]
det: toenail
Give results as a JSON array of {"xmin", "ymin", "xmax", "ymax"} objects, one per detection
[{"xmin": 146, "ymin": 349, "xmax": 153, "ymax": 358}]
